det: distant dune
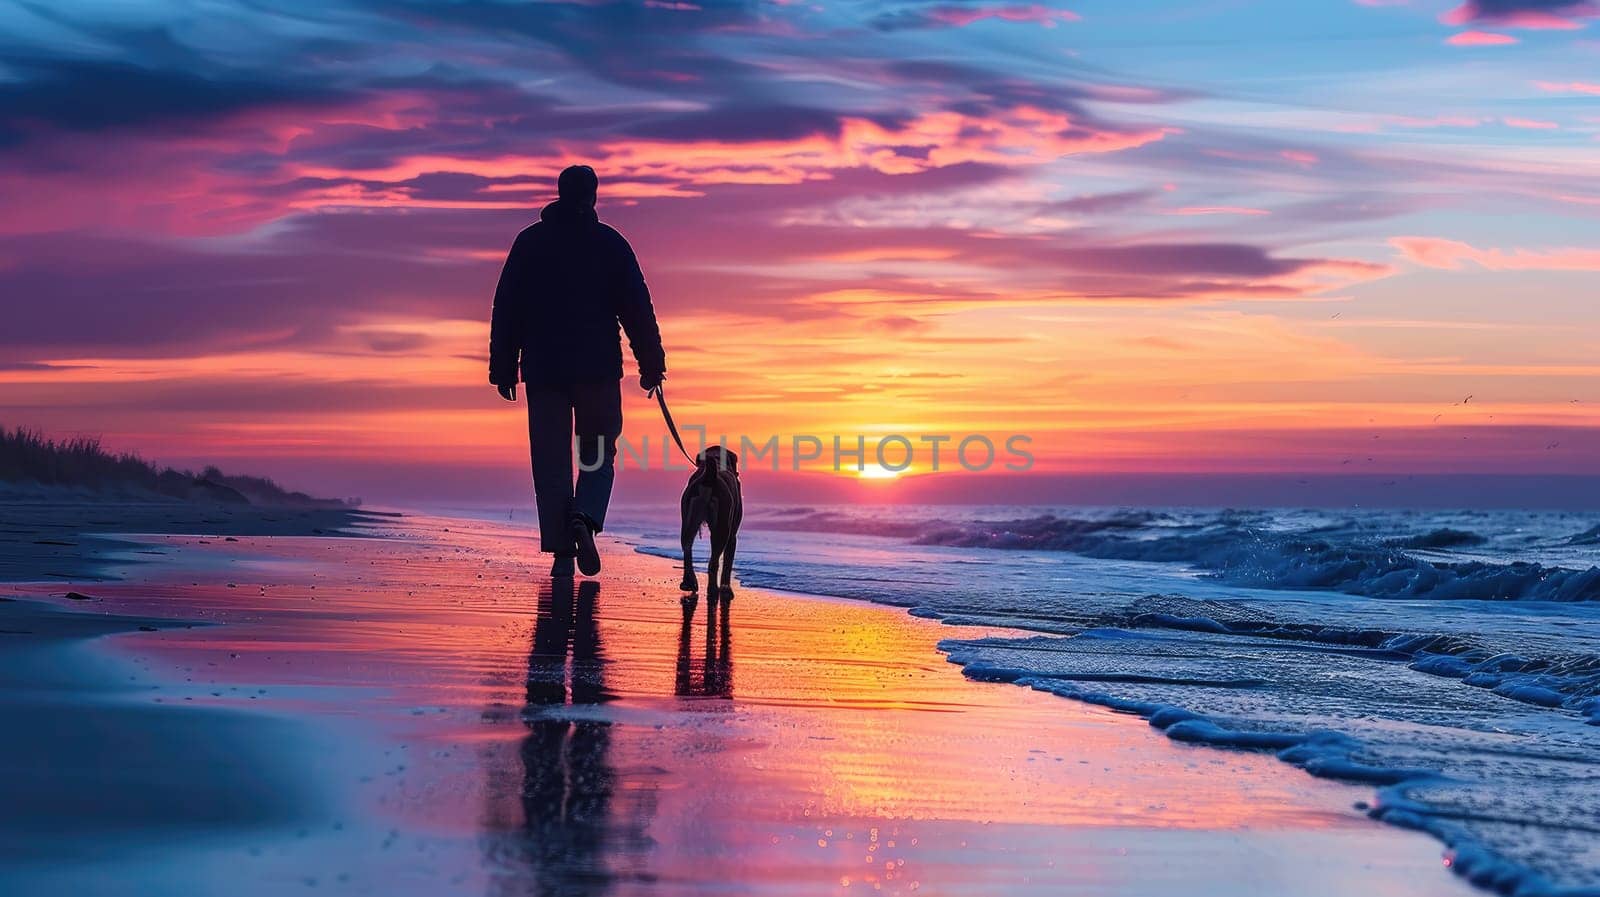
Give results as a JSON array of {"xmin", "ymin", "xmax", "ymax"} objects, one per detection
[{"xmin": 0, "ymin": 427, "xmax": 353, "ymax": 508}]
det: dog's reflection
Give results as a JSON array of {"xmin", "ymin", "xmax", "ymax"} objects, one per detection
[{"xmin": 674, "ymin": 595, "xmax": 733, "ymax": 699}]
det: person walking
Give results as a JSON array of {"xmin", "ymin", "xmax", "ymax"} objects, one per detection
[{"xmin": 489, "ymin": 165, "xmax": 666, "ymax": 577}]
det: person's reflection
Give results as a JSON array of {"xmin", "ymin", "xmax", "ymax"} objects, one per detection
[
  {"xmin": 673, "ymin": 596, "xmax": 733, "ymax": 699},
  {"xmin": 503, "ymin": 578, "xmax": 615, "ymax": 896}
]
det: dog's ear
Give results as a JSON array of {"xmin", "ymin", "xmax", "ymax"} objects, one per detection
[{"xmin": 722, "ymin": 449, "xmax": 738, "ymax": 473}]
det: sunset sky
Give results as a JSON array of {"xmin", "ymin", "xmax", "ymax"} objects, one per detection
[{"xmin": 2, "ymin": 0, "xmax": 1598, "ymax": 505}]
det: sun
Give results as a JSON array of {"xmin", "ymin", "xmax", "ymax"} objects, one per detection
[{"xmin": 857, "ymin": 465, "xmax": 905, "ymax": 480}]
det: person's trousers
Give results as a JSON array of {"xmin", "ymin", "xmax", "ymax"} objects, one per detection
[{"xmin": 525, "ymin": 380, "xmax": 623, "ymax": 554}]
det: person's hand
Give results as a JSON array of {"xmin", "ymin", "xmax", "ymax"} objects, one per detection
[
  {"xmin": 496, "ymin": 384, "xmax": 517, "ymax": 402},
  {"xmin": 639, "ymin": 370, "xmax": 664, "ymax": 393}
]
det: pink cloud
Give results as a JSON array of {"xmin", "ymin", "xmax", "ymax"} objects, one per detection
[
  {"xmin": 1387, "ymin": 114, "xmax": 1487, "ymax": 127},
  {"xmin": 1446, "ymin": 29, "xmax": 1520, "ymax": 44},
  {"xmin": 0, "ymin": 89, "xmax": 458, "ymax": 238},
  {"xmin": 1534, "ymin": 80, "xmax": 1600, "ymax": 94},
  {"xmin": 294, "ymin": 107, "xmax": 1173, "ymax": 192},
  {"xmin": 1280, "ymin": 149, "xmax": 1320, "ymax": 166},
  {"xmin": 1502, "ymin": 116, "xmax": 1559, "ymax": 128},
  {"xmin": 1164, "ymin": 206, "xmax": 1271, "ymax": 216},
  {"xmin": 1392, "ymin": 236, "xmax": 1600, "ymax": 271},
  {"xmin": 927, "ymin": 4, "xmax": 1082, "ymax": 27},
  {"xmin": 0, "ymin": 94, "xmax": 1173, "ymax": 240}
]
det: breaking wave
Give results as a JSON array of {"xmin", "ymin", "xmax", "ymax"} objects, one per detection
[{"xmin": 749, "ymin": 508, "xmax": 1600, "ymax": 602}]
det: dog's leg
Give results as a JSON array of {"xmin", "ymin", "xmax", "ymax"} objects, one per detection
[
  {"xmin": 719, "ymin": 533, "xmax": 736, "ymax": 600},
  {"xmin": 679, "ymin": 516, "xmax": 699, "ymax": 593},
  {"xmin": 706, "ymin": 524, "xmax": 726, "ymax": 601}
]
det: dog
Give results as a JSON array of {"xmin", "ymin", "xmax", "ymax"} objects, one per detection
[{"xmin": 679, "ymin": 445, "xmax": 742, "ymax": 600}]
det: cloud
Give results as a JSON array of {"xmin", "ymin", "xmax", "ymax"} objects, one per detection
[
  {"xmin": 1048, "ymin": 243, "xmax": 1365, "ymax": 279},
  {"xmin": 372, "ymin": 0, "xmax": 777, "ymax": 89},
  {"xmin": 0, "ymin": 153, "xmax": 1388, "ymax": 366},
  {"xmin": 0, "ymin": 57, "xmax": 350, "ymax": 147},
  {"xmin": 1445, "ymin": 29, "xmax": 1520, "ymax": 43},
  {"xmin": 877, "ymin": 59, "xmax": 1193, "ymax": 105},
  {"xmin": 356, "ymin": 330, "xmax": 434, "ymax": 354},
  {"xmin": 1046, "ymin": 189, "xmax": 1158, "ymax": 214},
  {"xmin": 274, "ymin": 106, "xmax": 1171, "ymax": 199},
  {"xmin": 628, "ymin": 104, "xmax": 871, "ymax": 142},
  {"xmin": 1440, "ymin": 0, "xmax": 1597, "ymax": 28},
  {"xmin": 1164, "ymin": 206, "xmax": 1272, "ymax": 216},
  {"xmin": 0, "ymin": 209, "xmax": 516, "ymax": 355},
  {"xmin": 871, "ymin": 2, "xmax": 1080, "ymax": 30},
  {"xmin": 1385, "ymin": 114, "xmax": 1488, "ymax": 127},
  {"xmin": 1392, "ymin": 236, "xmax": 1600, "ymax": 271},
  {"xmin": 597, "ymin": 108, "xmax": 1172, "ymax": 182},
  {"xmin": 915, "ymin": 237, "xmax": 1397, "ymax": 303},
  {"xmin": 1533, "ymin": 80, "xmax": 1600, "ymax": 94},
  {"xmin": 0, "ymin": 361, "xmax": 84, "ymax": 372}
]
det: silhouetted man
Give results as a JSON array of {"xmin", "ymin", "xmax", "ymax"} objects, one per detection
[{"xmin": 490, "ymin": 165, "xmax": 666, "ymax": 577}]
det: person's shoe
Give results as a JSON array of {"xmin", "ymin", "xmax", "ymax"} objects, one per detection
[
  {"xmin": 569, "ymin": 514, "xmax": 601, "ymax": 576},
  {"xmin": 550, "ymin": 553, "xmax": 576, "ymax": 578}
]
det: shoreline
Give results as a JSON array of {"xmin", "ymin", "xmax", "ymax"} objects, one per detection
[
  {"xmin": 624, "ymin": 513, "xmax": 1600, "ymax": 897},
  {"xmin": 0, "ymin": 497, "xmax": 381, "ymax": 583},
  {"xmin": 0, "ymin": 508, "xmax": 1475, "ymax": 895}
]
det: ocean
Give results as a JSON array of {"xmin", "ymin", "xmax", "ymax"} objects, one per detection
[{"xmin": 613, "ymin": 504, "xmax": 1600, "ymax": 896}]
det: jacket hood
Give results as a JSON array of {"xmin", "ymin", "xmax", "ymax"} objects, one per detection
[{"xmin": 541, "ymin": 199, "xmax": 598, "ymax": 226}]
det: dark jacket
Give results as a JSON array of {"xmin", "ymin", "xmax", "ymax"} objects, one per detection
[{"xmin": 489, "ymin": 200, "xmax": 666, "ymax": 386}]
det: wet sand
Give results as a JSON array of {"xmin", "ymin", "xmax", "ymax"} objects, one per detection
[
  {"xmin": 0, "ymin": 511, "xmax": 1474, "ymax": 896},
  {"xmin": 0, "ymin": 497, "xmax": 375, "ymax": 581}
]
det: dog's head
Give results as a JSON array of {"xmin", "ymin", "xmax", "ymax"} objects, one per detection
[{"xmin": 697, "ymin": 445, "xmax": 739, "ymax": 475}]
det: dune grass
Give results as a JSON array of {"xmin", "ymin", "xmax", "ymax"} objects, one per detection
[{"xmin": 0, "ymin": 427, "xmax": 350, "ymax": 507}]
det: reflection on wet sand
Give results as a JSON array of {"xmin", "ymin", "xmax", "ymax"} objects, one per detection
[
  {"xmin": 20, "ymin": 517, "xmax": 1472, "ymax": 897},
  {"xmin": 675, "ymin": 597, "xmax": 732, "ymax": 699},
  {"xmin": 485, "ymin": 580, "xmax": 651, "ymax": 897}
]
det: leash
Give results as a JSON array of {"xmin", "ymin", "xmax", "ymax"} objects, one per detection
[{"xmin": 648, "ymin": 383, "xmax": 698, "ymax": 465}]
